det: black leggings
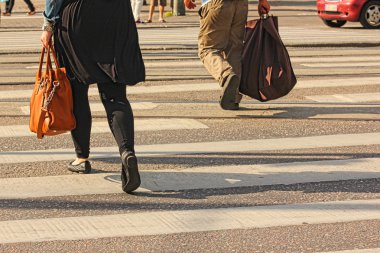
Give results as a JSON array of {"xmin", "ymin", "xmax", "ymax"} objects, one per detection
[
  {"xmin": 5, "ymin": 0, "xmax": 35, "ymax": 13},
  {"xmin": 70, "ymin": 79, "xmax": 134, "ymax": 159}
]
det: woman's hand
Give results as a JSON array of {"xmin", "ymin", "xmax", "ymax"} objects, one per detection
[
  {"xmin": 258, "ymin": 0, "xmax": 271, "ymax": 15},
  {"xmin": 41, "ymin": 31, "xmax": 53, "ymax": 49}
]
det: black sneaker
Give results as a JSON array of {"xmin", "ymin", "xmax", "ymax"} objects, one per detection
[
  {"xmin": 67, "ymin": 160, "xmax": 91, "ymax": 174},
  {"xmin": 121, "ymin": 151, "xmax": 141, "ymax": 193},
  {"xmin": 220, "ymin": 74, "xmax": 240, "ymax": 110}
]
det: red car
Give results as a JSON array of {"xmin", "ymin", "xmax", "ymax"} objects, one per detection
[{"xmin": 317, "ymin": 0, "xmax": 380, "ymax": 28}]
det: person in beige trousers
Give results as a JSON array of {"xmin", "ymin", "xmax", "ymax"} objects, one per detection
[{"xmin": 184, "ymin": 0, "xmax": 270, "ymax": 110}]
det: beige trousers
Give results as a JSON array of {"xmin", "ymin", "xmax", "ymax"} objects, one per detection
[{"xmin": 198, "ymin": 0, "xmax": 248, "ymax": 85}]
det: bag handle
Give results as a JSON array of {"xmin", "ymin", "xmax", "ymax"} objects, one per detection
[
  {"xmin": 50, "ymin": 46, "xmax": 60, "ymax": 70},
  {"xmin": 36, "ymin": 47, "xmax": 45, "ymax": 80},
  {"xmin": 36, "ymin": 43, "xmax": 54, "ymax": 139}
]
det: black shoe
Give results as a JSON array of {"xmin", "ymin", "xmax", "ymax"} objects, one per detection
[
  {"xmin": 220, "ymin": 74, "xmax": 240, "ymax": 110},
  {"xmin": 67, "ymin": 160, "xmax": 91, "ymax": 174},
  {"xmin": 121, "ymin": 151, "xmax": 141, "ymax": 193}
]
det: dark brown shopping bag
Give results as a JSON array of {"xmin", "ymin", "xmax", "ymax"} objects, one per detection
[{"xmin": 240, "ymin": 16, "xmax": 297, "ymax": 102}]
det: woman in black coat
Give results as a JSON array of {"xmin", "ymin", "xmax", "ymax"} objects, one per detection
[{"xmin": 41, "ymin": 0, "xmax": 146, "ymax": 193}]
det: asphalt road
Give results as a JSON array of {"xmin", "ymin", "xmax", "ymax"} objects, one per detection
[{"xmin": 0, "ymin": 0, "xmax": 379, "ymax": 252}]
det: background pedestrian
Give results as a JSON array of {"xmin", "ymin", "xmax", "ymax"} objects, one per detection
[
  {"xmin": 2, "ymin": 0, "xmax": 35, "ymax": 16},
  {"xmin": 131, "ymin": 0, "xmax": 144, "ymax": 23},
  {"xmin": 184, "ymin": 0, "xmax": 270, "ymax": 110},
  {"xmin": 146, "ymin": 0, "xmax": 167, "ymax": 23}
]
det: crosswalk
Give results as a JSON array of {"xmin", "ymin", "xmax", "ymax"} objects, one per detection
[
  {"xmin": 0, "ymin": 21, "xmax": 380, "ymax": 251},
  {"xmin": 0, "ymin": 75, "xmax": 379, "ymax": 248}
]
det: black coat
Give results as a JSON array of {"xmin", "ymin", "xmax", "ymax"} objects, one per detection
[{"xmin": 55, "ymin": 0, "xmax": 145, "ymax": 85}]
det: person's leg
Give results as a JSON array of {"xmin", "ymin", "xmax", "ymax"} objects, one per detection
[
  {"xmin": 98, "ymin": 82, "xmax": 140, "ymax": 193},
  {"xmin": 131, "ymin": 0, "xmax": 137, "ymax": 20},
  {"xmin": 147, "ymin": 0, "xmax": 157, "ymax": 22},
  {"xmin": 70, "ymin": 79, "xmax": 92, "ymax": 162},
  {"xmin": 198, "ymin": 0, "xmax": 235, "ymax": 83},
  {"xmin": 198, "ymin": 0, "xmax": 239, "ymax": 110},
  {"xmin": 226, "ymin": 0, "xmax": 248, "ymax": 81},
  {"xmin": 135, "ymin": 0, "xmax": 144, "ymax": 21},
  {"xmin": 5, "ymin": 0, "xmax": 15, "ymax": 14},
  {"xmin": 158, "ymin": 0, "xmax": 166, "ymax": 21},
  {"xmin": 97, "ymin": 83, "xmax": 134, "ymax": 155},
  {"xmin": 158, "ymin": 5, "xmax": 165, "ymax": 21},
  {"xmin": 23, "ymin": 0, "xmax": 35, "ymax": 12},
  {"xmin": 225, "ymin": 0, "xmax": 249, "ymax": 104}
]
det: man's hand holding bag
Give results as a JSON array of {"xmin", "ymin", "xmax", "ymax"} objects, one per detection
[{"xmin": 30, "ymin": 45, "xmax": 76, "ymax": 139}]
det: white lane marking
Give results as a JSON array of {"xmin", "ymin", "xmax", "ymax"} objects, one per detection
[
  {"xmin": 0, "ymin": 199, "xmax": 379, "ymax": 244},
  {"xmin": 0, "ymin": 14, "xmax": 43, "ymax": 20},
  {"xmin": 24, "ymin": 55, "xmax": 380, "ymax": 69},
  {"xmin": 0, "ymin": 158, "xmax": 379, "ymax": 198},
  {"xmin": 321, "ymin": 249, "xmax": 380, "ymax": 253},
  {"xmin": 302, "ymin": 62, "xmax": 380, "ymax": 68},
  {"xmin": 0, "ymin": 83, "xmax": 218, "ymax": 99},
  {"xmin": 291, "ymin": 55, "xmax": 380, "ymax": 63},
  {"xmin": 295, "ymin": 77, "xmax": 380, "ymax": 89},
  {"xmin": 2, "ymin": 77, "xmax": 380, "ymax": 100},
  {"xmin": 0, "ymin": 132, "xmax": 379, "ymax": 164},
  {"xmin": 1, "ymin": 28, "xmax": 379, "ymax": 51},
  {"xmin": 20, "ymin": 102, "xmax": 158, "ymax": 115},
  {"xmin": 309, "ymin": 114, "xmax": 380, "ymax": 120},
  {"xmin": 307, "ymin": 93, "xmax": 380, "ymax": 103},
  {"xmin": 0, "ymin": 119, "xmax": 208, "ymax": 138}
]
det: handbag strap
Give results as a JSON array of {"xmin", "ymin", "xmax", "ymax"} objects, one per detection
[
  {"xmin": 36, "ymin": 48, "xmax": 45, "ymax": 79},
  {"xmin": 50, "ymin": 47, "xmax": 60, "ymax": 70},
  {"xmin": 36, "ymin": 109, "xmax": 47, "ymax": 139},
  {"xmin": 36, "ymin": 44, "xmax": 54, "ymax": 139}
]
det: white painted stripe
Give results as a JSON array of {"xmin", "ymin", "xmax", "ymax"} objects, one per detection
[
  {"xmin": 23, "ymin": 56, "xmax": 380, "ymax": 68},
  {"xmin": 291, "ymin": 56, "xmax": 380, "ymax": 63},
  {"xmin": 0, "ymin": 158, "xmax": 379, "ymax": 198},
  {"xmin": 20, "ymin": 102, "xmax": 158, "ymax": 115},
  {"xmin": 0, "ymin": 199, "xmax": 379, "ymax": 244},
  {"xmin": 322, "ymin": 249, "xmax": 380, "ymax": 253},
  {"xmin": 309, "ymin": 114, "xmax": 380, "ymax": 120},
  {"xmin": 0, "ymin": 14, "xmax": 43, "ymax": 20},
  {"xmin": 0, "ymin": 83, "xmax": 218, "ymax": 99},
  {"xmin": 302, "ymin": 62, "xmax": 380, "ymax": 68},
  {"xmin": 3, "ymin": 76, "xmax": 380, "ymax": 100},
  {"xmin": 0, "ymin": 119, "xmax": 208, "ymax": 138},
  {"xmin": 0, "ymin": 132, "xmax": 379, "ymax": 164},
  {"xmin": 307, "ymin": 93, "xmax": 380, "ymax": 103},
  {"xmin": 295, "ymin": 77, "xmax": 380, "ymax": 89},
  {"xmin": 1, "ymin": 28, "xmax": 379, "ymax": 51}
]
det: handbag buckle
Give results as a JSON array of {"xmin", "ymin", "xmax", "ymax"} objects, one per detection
[{"xmin": 43, "ymin": 81, "xmax": 60, "ymax": 110}]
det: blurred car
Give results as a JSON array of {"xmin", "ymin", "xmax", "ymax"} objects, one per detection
[{"xmin": 317, "ymin": 0, "xmax": 380, "ymax": 28}]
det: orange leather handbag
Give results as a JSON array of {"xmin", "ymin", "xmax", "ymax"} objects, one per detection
[{"xmin": 30, "ymin": 45, "xmax": 76, "ymax": 139}]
